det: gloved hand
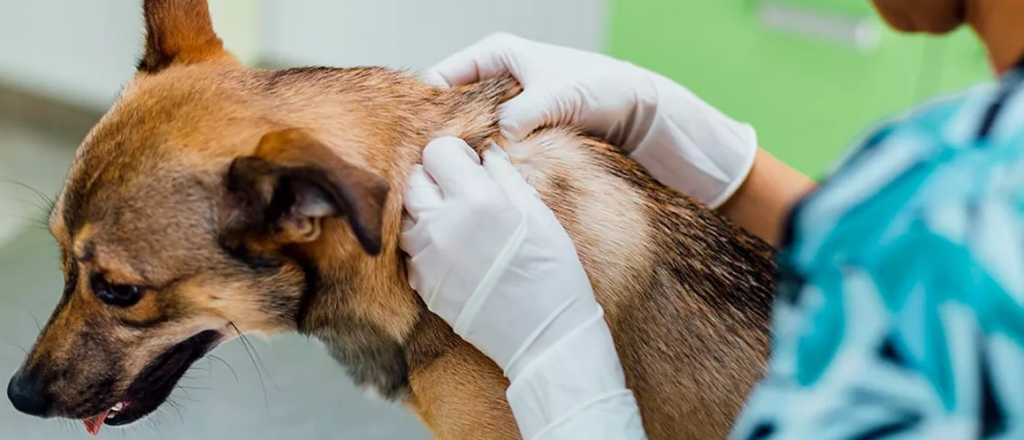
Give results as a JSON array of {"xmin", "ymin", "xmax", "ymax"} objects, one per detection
[
  {"xmin": 401, "ymin": 137, "xmax": 646, "ymax": 440},
  {"xmin": 424, "ymin": 33, "xmax": 758, "ymax": 208}
]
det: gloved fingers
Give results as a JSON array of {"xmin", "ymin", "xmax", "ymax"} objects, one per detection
[
  {"xmin": 404, "ymin": 251, "xmax": 435, "ymax": 308},
  {"xmin": 482, "ymin": 143, "xmax": 541, "ymax": 207},
  {"xmin": 420, "ymin": 67, "xmax": 454, "ymax": 89},
  {"xmin": 408, "ymin": 251, "xmax": 465, "ymax": 321},
  {"xmin": 399, "ymin": 215, "xmax": 433, "ymax": 259},
  {"xmin": 498, "ymin": 88, "xmax": 562, "ymax": 141},
  {"xmin": 481, "ymin": 142, "xmax": 548, "ymax": 214},
  {"xmin": 422, "ymin": 33, "xmax": 523, "ymax": 88},
  {"xmin": 421, "ymin": 136, "xmax": 491, "ymax": 198},
  {"xmin": 402, "ymin": 165, "xmax": 444, "ymax": 221}
]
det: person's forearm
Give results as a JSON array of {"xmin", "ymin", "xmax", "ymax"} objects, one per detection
[{"xmin": 718, "ymin": 149, "xmax": 816, "ymax": 246}]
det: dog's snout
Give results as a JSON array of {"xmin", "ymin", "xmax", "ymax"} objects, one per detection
[{"xmin": 7, "ymin": 371, "xmax": 52, "ymax": 417}]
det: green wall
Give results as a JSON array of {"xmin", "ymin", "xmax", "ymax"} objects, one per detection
[{"xmin": 607, "ymin": 1, "xmax": 990, "ymax": 176}]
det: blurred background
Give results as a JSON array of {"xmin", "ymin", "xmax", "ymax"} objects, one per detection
[{"xmin": 0, "ymin": 0, "xmax": 990, "ymax": 439}]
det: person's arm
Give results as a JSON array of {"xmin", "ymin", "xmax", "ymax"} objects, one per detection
[
  {"xmin": 401, "ymin": 137, "xmax": 647, "ymax": 440},
  {"xmin": 719, "ymin": 149, "xmax": 816, "ymax": 246},
  {"xmin": 424, "ymin": 33, "xmax": 814, "ymax": 245}
]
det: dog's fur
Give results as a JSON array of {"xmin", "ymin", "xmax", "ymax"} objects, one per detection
[{"xmin": 10, "ymin": 1, "xmax": 776, "ymax": 438}]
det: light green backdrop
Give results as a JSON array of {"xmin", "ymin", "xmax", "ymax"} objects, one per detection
[{"xmin": 607, "ymin": 0, "xmax": 991, "ymax": 176}]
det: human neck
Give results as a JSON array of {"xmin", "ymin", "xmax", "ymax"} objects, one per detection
[{"xmin": 968, "ymin": 1, "xmax": 1024, "ymax": 75}]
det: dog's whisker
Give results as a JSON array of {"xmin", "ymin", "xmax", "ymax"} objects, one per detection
[
  {"xmin": 208, "ymin": 354, "xmax": 240, "ymax": 383},
  {"xmin": 0, "ymin": 179, "xmax": 57, "ymax": 226},
  {"xmin": 0, "ymin": 178, "xmax": 56, "ymax": 205},
  {"xmin": 0, "ymin": 339, "xmax": 29, "ymax": 355},
  {"xmin": 243, "ymin": 336, "xmax": 271, "ymax": 406},
  {"xmin": 185, "ymin": 363, "xmax": 211, "ymax": 375},
  {"xmin": 8, "ymin": 212, "xmax": 51, "ymax": 230},
  {"xmin": 229, "ymin": 322, "xmax": 271, "ymax": 409},
  {"xmin": 176, "ymin": 384, "xmax": 211, "ymax": 392},
  {"xmin": 142, "ymin": 409, "xmax": 163, "ymax": 435},
  {"xmin": 164, "ymin": 398, "xmax": 186, "ymax": 424},
  {"xmin": 29, "ymin": 312, "xmax": 43, "ymax": 332},
  {"xmin": 13, "ymin": 197, "xmax": 53, "ymax": 219},
  {"xmin": 58, "ymin": 417, "xmax": 75, "ymax": 434},
  {"xmin": 171, "ymin": 385, "xmax": 199, "ymax": 403}
]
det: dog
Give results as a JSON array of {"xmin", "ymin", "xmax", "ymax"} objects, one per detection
[{"xmin": 5, "ymin": 1, "xmax": 777, "ymax": 438}]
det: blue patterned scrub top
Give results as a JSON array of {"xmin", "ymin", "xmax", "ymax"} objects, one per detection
[{"xmin": 733, "ymin": 60, "xmax": 1024, "ymax": 440}]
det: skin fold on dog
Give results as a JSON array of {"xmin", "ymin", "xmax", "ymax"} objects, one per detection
[{"xmin": 8, "ymin": 1, "xmax": 777, "ymax": 438}]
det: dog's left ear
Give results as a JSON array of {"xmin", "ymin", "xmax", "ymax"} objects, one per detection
[
  {"xmin": 138, "ymin": 0, "xmax": 229, "ymax": 73},
  {"xmin": 227, "ymin": 129, "xmax": 390, "ymax": 255}
]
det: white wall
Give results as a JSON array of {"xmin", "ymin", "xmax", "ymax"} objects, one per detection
[
  {"xmin": 257, "ymin": 0, "xmax": 608, "ymax": 70},
  {"xmin": 0, "ymin": 1, "xmax": 607, "ymax": 109},
  {"xmin": 0, "ymin": 2, "xmax": 258, "ymax": 109},
  {"xmin": 0, "ymin": 2, "xmax": 141, "ymax": 109}
]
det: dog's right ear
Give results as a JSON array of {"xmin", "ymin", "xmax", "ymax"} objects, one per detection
[
  {"xmin": 138, "ymin": 0, "xmax": 229, "ymax": 73},
  {"xmin": 224, "ymin": 129, "xmax": 391, "ymax": 256}
]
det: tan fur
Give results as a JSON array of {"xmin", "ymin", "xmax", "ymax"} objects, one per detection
[
  {"xmin": 11, "ymin": 2, "xmax": 776, "ymax": 438},
  {"xmin": 408, "ymin": 344, "xmax": 520, "ymax": 440}
]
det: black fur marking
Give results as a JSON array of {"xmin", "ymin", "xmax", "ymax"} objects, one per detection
[
  {"xmin": 52, "ymin": 318, "xmax": 126, "ymax": 418},
  {"xmin": 264, "ymin": 67, "xmax": 345, "ymax": 90},
  {"xmin": 115, "ymin": 314, "xmax": 172, "ymax": 330},
  {"xmin": 106, "ymin": 330, "xmax": 222, "ymax": 426},
  {"xmin": 403, "ymin": 307, "xmax": 462, "ymax": 374},
  {"xmin": 77, "ymin": 241, "xmax": 97, "ymax": 263},
  {"xmin": 61, "ymin": 263, "xmax": 79, "ymax": 299},
  {"xmin": 283, "ymin": 247, "xmax": 322, "ymax": 331},
  {"xmin": 548, "ymin": 174, "xmax": 577, "ymax": 199},
  {"xmin": 61, "ymin": 183, "xmax": 88, "ymax": 234},
  {"xmin": 309, "ymin": 294, "xmax": 411, "ymax": 400},
  {"xmin": 69, "ymin": 373, "xmax": 118, "ymax": 419},
  {"xmin": 656, "ymin": 206, "xmax": 775, "ymax": 327},
  {"xmin": 217, "ymin": 235, "xmax": 284, "ymax": 270}
]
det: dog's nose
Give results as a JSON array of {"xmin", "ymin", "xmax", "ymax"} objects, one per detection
[{"xmin": 7, "ymin": 371, "xmax": 52, "ymax": 417}]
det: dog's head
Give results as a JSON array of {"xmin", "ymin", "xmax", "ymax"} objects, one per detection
[{"xmin": 6, "ymin": 0, "xmax": 403, "ymax": 433}]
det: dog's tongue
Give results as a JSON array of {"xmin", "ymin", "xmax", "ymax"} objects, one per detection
[{"xmin": 83, "ymin": 410, "xmax": 110, "ymax": 436}]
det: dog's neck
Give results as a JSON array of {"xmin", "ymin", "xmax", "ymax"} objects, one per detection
[{"xmin": 290, "ymin": 76, "xmax": 520, "ymax": 399}]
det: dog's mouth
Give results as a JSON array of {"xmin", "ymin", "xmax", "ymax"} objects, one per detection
[{"xmin": 81, "ymin": 330, "xmax": 223, "ymax": 436}]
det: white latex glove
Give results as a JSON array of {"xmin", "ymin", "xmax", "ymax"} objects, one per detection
[
  {"xmin": 424, "ymin": 33, "xmax": 758, "ymax": 208},
  {"xmin": 401, "ymin": 137, "xmax": 646, "ymax": 440}
]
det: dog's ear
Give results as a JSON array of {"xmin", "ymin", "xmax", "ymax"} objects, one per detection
[
  {"xmin": 138, "ymin": 0, "xmax": 227, "ymax": 73},
  {"xmin": 226, "ymin": 129, "xmax": 390, "ymax": 255}
]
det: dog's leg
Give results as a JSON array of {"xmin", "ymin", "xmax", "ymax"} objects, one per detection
[{"xmin": 407, "ymin": 343, "xmax": 520, "ymax": 440}]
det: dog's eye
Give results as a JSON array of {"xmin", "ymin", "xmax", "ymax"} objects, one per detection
[{"xmin": 90, "ymin": 274, "xmax": 144, "ymax": 307}]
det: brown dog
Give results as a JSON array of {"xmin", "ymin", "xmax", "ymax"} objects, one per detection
[{"xmin": 6, "ymin": 1, "xmax": 776, "ymax": 438}]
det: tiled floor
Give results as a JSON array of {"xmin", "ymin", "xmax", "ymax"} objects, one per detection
[{"xmin": 0, "ymin": 122, "xmax": 431, "ymax": 439}]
